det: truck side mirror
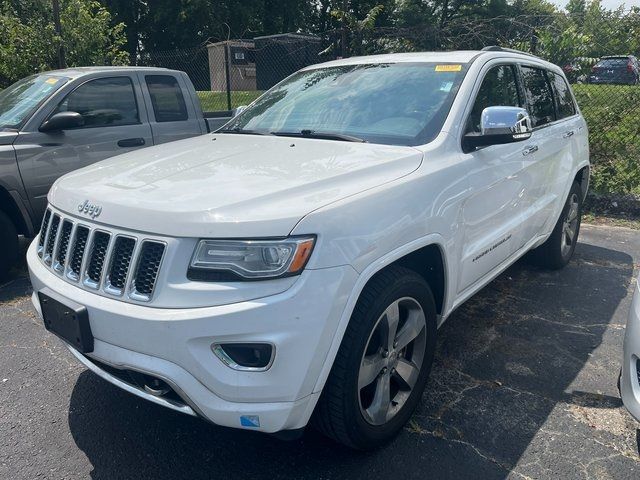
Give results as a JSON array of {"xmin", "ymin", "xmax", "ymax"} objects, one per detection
[
  {"xmin": 39, "ymin": 111, "xmax": 85, "ymax": 132},
  {"xmin": 462, "ymin": 106, "xmax": 532, "ymax": 152}
]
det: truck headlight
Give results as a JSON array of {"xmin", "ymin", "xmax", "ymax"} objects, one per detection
[{"xmin": 189, "ymin": 236, "xmax": 315, "ymax": 280}]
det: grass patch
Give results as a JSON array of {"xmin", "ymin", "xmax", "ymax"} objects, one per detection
[
  {"xmin": 583, "ymin": 212, "xmax": 640, "ymax": 229},
  {"xmin": 197, "ymin": 90, "xmax": 263, "ymax": 112}
]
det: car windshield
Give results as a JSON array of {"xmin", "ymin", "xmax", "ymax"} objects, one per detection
[
  {"xmin": 224, "ymin": 62, "xmax": 468, "ymax": 146},
  {"xmin": 0, "ymin": 74, "xmax": 69, "ymax": 130}
]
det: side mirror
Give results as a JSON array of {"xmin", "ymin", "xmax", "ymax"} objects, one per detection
[
  {"xmin": 232, "ymin": 105, "xmax": 247, "ymax": 117},
  {"xmin": 463, "ymin": 106, "xmax": 532, "ymax": 152},
  {"xmin": 39, "ymin": 111, "xmax": 84, "ymax": 132}
]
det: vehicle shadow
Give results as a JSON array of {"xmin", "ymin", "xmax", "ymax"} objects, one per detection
[
  {"xmin": 67, "ymin": 240, "xmax": 635, "ymax": 479},
  {"xmin": 0, "ymin": 237, "xmax": 32, "ymax": 303}
]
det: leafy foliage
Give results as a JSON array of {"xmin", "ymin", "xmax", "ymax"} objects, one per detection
[
  {"xmin": 574, "ymin": 84, "xmax": 640, "ymax": 195},
  {"xmin": 0, "ymin": 0, "xmax": 127, "ymax": 87},
  {"xmin": 2, "ymin": 0, "xmax": 640, "ymax": 197}
]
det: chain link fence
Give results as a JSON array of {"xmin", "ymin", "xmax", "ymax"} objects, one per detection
[
  {"xmin": 141, "ymin": 33, "xmax": 330, "ymax": 113},
  {"xmin": 142, "ymin": 12, "xmax": 640, "ymax": 201}
]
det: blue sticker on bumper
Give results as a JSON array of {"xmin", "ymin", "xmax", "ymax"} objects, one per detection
[{"xmin": 240, "ymin": 415, "xmax": 260, "ymax": 427}]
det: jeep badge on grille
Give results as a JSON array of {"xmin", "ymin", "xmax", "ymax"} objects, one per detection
[{"xmin": 78, "ymin": 200, "xmax": 102, "ymax": 219}]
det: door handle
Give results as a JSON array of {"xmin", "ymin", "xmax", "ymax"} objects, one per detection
[
  {"xmin": 562, "ymin": 130, "xmax": 575, "ymax": 138},
  {"xmin": 117, "ymin": 138, "xmax": 145, "ymax": 148},
  {"xmin": 522, "ymin": 145, "xmax": 538, "ymax": 156}
]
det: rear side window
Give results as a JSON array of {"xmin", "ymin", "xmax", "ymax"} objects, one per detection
[
  {"xmin": 466, "ymin": 65, "xmax": 521, "ymax": 134},
  {"xmin": 145, "ymin": 75, "xmax": 188, "ymax": 122},
  {"xmin": 547, "ymin": 71, "xmax": 576, "ymax": 119},
  {"xmin": 520, "ymin": 66, "xmax": 556, "ymax": 128},
  {"xmin": 54, "ymin": 77, "xmax": 139, "ymax": 128},
  {"xmin": 595, "ymin": 58, "xmax": 628, "ymax": 68}
]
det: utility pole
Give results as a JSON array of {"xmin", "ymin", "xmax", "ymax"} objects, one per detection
[
  {"xmin": 341, "ymin": 0, "xmax": 348, "ymax": 58},
  {"xmin": 52, "ymin": 0, "xmax": 66, "ymax": 69}
]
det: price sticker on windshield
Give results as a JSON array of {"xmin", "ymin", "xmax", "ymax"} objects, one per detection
[
  {"xmin": 45, "ymin": 78, "xmax": 59, "ymax": 85},
  {"xmin": 435, "ymin": 64, "xmax": 462, "ymax": 72}
]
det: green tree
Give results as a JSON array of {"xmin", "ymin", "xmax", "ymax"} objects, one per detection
[
  {"xmin": 0, "ymin": 0, "xmax": 127, "ymax": 86},
  {"xmin": 330, "ymin": 4, "xmax": 385, "ymax": 56},
  {"xmin": 99, "ymin": 0, "xmax": 317, "ymax": 59},
  {"xmin": 566, "ymin": 0, "xmax": 586, "ymax": 18}
]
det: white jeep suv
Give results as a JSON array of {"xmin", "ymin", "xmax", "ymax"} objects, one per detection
[{"xmin": 27, "ymin": 47, "xmax": 590, "ymax": 449}]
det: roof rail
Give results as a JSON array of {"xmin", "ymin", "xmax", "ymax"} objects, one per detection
[{"xmin": 481, "ymin": 46, "xmax": 538, "ymax": 58}]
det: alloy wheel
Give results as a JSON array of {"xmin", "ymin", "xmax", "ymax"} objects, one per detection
[
  {"xmin": 358, "ymin": 297, "xmax": 427, "ymax": 426},
  {"xmin": 561, "ymin": 192, "xmax": 580, "ymax": 257}
]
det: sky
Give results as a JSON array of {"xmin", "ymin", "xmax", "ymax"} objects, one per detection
[{"xmin": 552, "ymin": 0, "xmax": 640, "ymax": 10}]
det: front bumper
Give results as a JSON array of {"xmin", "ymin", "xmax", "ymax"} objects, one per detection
[
  {"xmin": 621, "ymin": 278, "xmax": 640, "ymax": 422},
  {"xmin": 28, "ymin": 239, "xmax": 358, "ymax": 432}
]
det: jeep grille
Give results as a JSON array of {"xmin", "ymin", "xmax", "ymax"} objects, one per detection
[{"xmin": 38, "ymin": 208, "xmax": 165, "ymax": 302}]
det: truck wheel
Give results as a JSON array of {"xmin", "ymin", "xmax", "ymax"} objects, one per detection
[
  {"xmin": 530, "ymin": 181, "xmax": 582, "ymax": 270},
  {"xmin": 313, "ymin": 266, "xmax": 437, "ymax": 450},
  {"xmin": 0, "ymin": 210, "xmax": 19, "ymax": 281}
]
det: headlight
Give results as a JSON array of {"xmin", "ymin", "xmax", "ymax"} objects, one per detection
[{"xmin": 189, "ymin": 236, "xmax": 316, "ymax": 280}]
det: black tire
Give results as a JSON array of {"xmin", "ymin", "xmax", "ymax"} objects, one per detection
[
  {"xmin": 313, "ymin": 265, "xmax": 437, "ymax": 450},
  {"xmin": 0, "ymin": 210, "xmax": 18, "ymax": 281},
  {"xmin": 530, "ymin": 181, "xmax": 583, "ymax": 270}
]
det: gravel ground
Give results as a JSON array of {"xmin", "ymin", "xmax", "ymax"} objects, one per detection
[{"xmin": 1, "ymin": 224, "xmax": 639, "ymax": 480}]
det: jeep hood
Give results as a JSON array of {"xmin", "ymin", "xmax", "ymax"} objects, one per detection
[{"xmin": 49, "ymin": 134, "xmax": 423, "ymax": 237}]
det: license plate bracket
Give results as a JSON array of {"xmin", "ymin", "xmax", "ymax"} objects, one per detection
[{"xmin": 38, "ymin": 288, "xmax": 94, "ymax": 353}]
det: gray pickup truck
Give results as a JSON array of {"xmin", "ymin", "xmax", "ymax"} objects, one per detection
[{"xmin": 0, "ymin": 67, "xmax": 232, "ymax": 278}]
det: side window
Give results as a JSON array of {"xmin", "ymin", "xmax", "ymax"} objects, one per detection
[
  {"xmin": 145, "ymin": 75, "xmax": 188, "ymax": 122},
  {"xmin": 547, "ymin": 71, "xmax": 576, "ymax": 119},
  {"xmin": 520, "ymin": 66, "xmax": 556, "ymax": 128},
  {"xmin": 54, "ymin": 77, "xmax": 139, "ymax": 128},
  {"xmin": 466, "ymin": 65, "xmax": 521, "ymax": 134}
]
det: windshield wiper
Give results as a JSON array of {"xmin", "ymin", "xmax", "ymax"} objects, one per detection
[
  {"xmin": 271, "ymin": 129, "xmax": 367, "ymax": 143},
  {"xmin": 217, "ymin": 126, "xmax": 271, "ymax": 136}
]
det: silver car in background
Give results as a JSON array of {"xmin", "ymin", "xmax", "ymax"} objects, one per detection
[{"xmin": 621, "ymin": 278, "xmax": 640, "ymax": 421}]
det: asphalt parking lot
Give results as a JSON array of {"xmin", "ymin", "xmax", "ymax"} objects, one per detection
[{"xmin": 1, "ymin": 224, "xmax": 639, "ymax": 480}]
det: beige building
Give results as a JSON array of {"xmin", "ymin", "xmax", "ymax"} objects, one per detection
[{"xmin": 207, "ymin": 40, "xmax": 257, "ymax": 92}]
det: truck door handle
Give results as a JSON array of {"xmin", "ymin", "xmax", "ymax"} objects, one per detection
[
  {"xmin": 117, "ymin": 138, "xmax": 145, "ymax": 148},
  {"xmin": 522, "ymin": 145, "xmax": 538, "ymax": 156},
  {"xmin": 562, "ymin": 130, "xmax": 575, "ymax": 138}
]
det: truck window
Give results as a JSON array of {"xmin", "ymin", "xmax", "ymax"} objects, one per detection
[
  {"xmin": 547, "ymin": 71, "xmax": 576, "ymax": 119},
  {"xmin": 53, "ymin": 77, "xmax": 139, "ymax": 128},
  {"xmin": 520, "ymin": 66, "xmax": 556, "ymax": 128},
  {"xmin": 145, "ymin": 75, "xmax": 188, "ymax": 122},
  {"xmin": 466, "ymin": 65, "xmax": 521, "ymax": 134}
]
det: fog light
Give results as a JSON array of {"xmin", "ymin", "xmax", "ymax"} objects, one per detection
[{"xmin": 212, "ymin": 343, "xmax": 274, "ymax": 371}]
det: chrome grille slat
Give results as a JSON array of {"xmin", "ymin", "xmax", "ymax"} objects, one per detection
[
  {"xmin": 97, "ymin": 233, "xmax": 118, "ymax": 291},
  {"xmin": 130, "ymin": 241, "xmax": 166, "ymax": 302},
  {"xmin": 38, "ymin": 209, "xmax": 52, "ymax": 256},
  {"xmin": 68, "ymin": 226, "xmax": 90, "ymax": 281},
  {"xmin": 43, "ymin": 215, "xmax": 61, "ymax": 265},
  {"xmin": 53, "ymin": 220, "xmax": 73, "ymax": 273},
  {"xmin": 39, "ymin": 208, "xmax": 165, "ymax": 303},
  {"xmin": 82, "ymin": 230, "xmax": 110, "ymax": 289},
  {"xmin": 105, "ymin": 236, "xmax": 136, "ymax": 296}
]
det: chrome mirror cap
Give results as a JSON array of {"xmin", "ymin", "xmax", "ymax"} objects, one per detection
[{"xmin": 481, "ymin": 106, "xmax": 532, "ymax": 136}]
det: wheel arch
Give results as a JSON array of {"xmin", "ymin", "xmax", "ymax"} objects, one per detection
[
  {"xmin": 574, "ymin": 164, "xmax": 590, "ymax": 201},
  {"xmin": 0, "ymin": 186, "xmax": 32, "ymax": 236},
  {"xmin": 311, "ymin": 235, "xmax": 449, "ymax": 396},
  {"xmin": 392, "ymin": 243, "xmax": 446, "ymax": 316}
]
